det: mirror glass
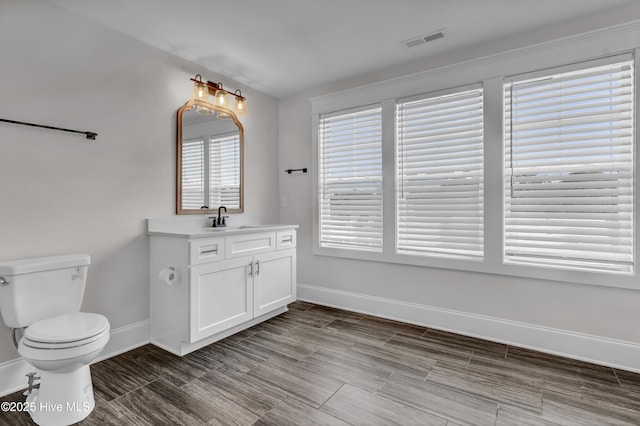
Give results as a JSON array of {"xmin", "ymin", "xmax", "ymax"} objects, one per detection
[{"xmin": 177, "ymin": 102, "xmax": 244, "ymax": 214}]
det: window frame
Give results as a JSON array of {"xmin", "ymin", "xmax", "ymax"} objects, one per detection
[
  {"xmin": 396, "ymin": 84, "xmax": 485, "ymax": 261},
  {"xmin": 317, "ymin": 105, "xmax": 384, "ymax": 252},
  {"xmin": 503, "ymin": 55, "xmax": 634, "ymax": 275},
  {"xmin": 311, "ymin": 39, "xmax": 639, "ymax": 289}
]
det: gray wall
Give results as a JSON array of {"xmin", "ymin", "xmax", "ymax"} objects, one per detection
[
  {"xmin": 0, "ymin": 0, "xmax": 280, "ymax": 363},
  {"xmin": 278, "ymin": 4, "xmax": 640, "ymax": 346}
]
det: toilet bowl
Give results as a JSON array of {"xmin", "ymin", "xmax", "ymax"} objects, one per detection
[
  {"xmin": 0, "ymin": 254, "xmax": 110, "ymax": 426},
  {"xmin": 18, "ymin": 312, "xmax": 110, "ymax": 426}
]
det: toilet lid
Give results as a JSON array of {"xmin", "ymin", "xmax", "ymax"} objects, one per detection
[{"xmin": 24, "ymin": 312, "xmax": 109, "ymax": 344}]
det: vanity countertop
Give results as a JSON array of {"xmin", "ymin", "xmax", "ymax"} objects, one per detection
[{"xmin": 147, "ymin": 224, "xmax": 299, "ymax": 239}]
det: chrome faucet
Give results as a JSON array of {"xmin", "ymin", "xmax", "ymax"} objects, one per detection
[{"xmin": 209, "ymin": 206, "xmax": 228, "ymax": 227}]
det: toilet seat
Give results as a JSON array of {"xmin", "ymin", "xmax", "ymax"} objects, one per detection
[
  {"xmin": 24, "ymin": 312, "xmax": 109, "ymax": 346},
  {"xmin": 18, "ymin": 313, "xmax": 110, "ymax": 362},
  {"xmin": 22, "ymin": 327, "xmax": 110, "ymax": 350}
]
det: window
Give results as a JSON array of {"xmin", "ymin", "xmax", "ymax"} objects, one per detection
[
  {"xmin": 181, "ymin": 138, "xmax": 205, "ymax": 209},
  {"xmin": 318, "ymin": 106, "xmax": 383, "ymax": 251},
  {"xmin": 181, "ymin": 133, "xmax": 241, "ymax": 210},
  {"xmin": 504, "ymin": 58, "xmax": 634, "ymax": 274},
  {"xmin": 209, "ymin": 133, "xmax": 241, "ymax": 209},
  {"xmin": 396, "ymin": 87, "xmax": 484, "ymax": 260},
  {"xmin": 311, "ymin": 42, "xmax": 637, "ymax": 288}
]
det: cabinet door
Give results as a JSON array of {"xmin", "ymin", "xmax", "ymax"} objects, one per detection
[
  {"xmin": 189, "ymin": 257, "xmax": 253, "ymax": 342},
  {"xmin": 253, "ymin": 249, "xmax": 296, "ymax": 317}
]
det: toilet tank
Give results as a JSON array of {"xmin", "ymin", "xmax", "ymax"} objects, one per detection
[{"xmin": 0, "ymin": 254, "xmax": 90, "ymax": 328}]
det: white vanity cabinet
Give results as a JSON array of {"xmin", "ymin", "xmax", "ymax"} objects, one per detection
[
  {"xmin": 189, "ymin": 257, "xmax": 253, "ymax": 341},
  {"xmin": 149, "ymin": 225, "xmax": 297, "ymax": 356},
  {"xmin": 252, "ymin": 249, "xmax": 296, "ymax": 316}
]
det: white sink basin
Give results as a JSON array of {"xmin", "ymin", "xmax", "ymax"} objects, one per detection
[{"xmin": 203, "ymin": 224, "xmax": 284, "ymax": 232}]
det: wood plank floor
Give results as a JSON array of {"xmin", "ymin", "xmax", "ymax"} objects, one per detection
[{"xmin": 2, "ymin": 301, "xmax": 640, "ymax": 425}]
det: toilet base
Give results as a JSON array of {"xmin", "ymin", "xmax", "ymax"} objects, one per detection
[{"xmin": 25, "ymin": 366, "xmax": 95, "ymax": 426}]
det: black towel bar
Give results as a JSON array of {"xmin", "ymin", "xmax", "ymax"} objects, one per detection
[
  {"xmin": 285, "ymin": 168, "xmax": 308, "ymax": 174},
  {"xmin": 0, "ymin": 118, "xmax": 97, "ymax": 140}
]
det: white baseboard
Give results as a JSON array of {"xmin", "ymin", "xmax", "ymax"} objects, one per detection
[
  {"xmin": 0, "ymin": 358, "xmax": 33, "ymax": 399},
  {"xmin": 0, "ymin": 320, "xmax": 150, "ymax": 398},
  {"xmin": 298, "ymin": 283, "xmax": 640, "ymax": 373},
  {"xmin": 94, "ymin": 319, "xmax": 150, "ymax": 363}
]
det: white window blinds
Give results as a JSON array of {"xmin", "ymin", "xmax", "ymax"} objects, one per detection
[
  {"xmin": 181, "ymin": 138, "xmax": 205, "ymax": 209},
  {"xmin": 181, "ymin": 134, "xmax": 240, "ymax": 210},
  {"xmin": 210, "ymin": 133, "xmax": 241, "ymax": 209},
  {"xmin": 504, "ymin": 58, "xmax": 634, "ymax": 274},
  {"xmin": 319, "ymin": 107, "xmax": 383, "ymax": 251},
  {"xmin": 396, "ymin": 88, "xmax": 484, "ymax": 259}
]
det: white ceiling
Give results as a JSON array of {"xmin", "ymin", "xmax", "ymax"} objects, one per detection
[{"xmin": 46, "ymin": 0, "xmax": 638, "ymax": 98}]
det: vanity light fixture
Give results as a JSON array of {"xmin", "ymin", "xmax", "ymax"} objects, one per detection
[
  {"xmin": 233, "ymin": 90, "xmax": 248, "ymax": 116},
  {"xmin": 189, "ymin": 74, "xmax": 248, "ymax": 117},
  {"xmin": 190, "ymin": 75, "xmax": 214, "ymax": 115},
  {"xmin": 217, "ymin": 111, "xmax": 231, "ymax": 120},
  {"xmin": 214, "ymin": 85, "xmax": 230, "ymax": 109}
]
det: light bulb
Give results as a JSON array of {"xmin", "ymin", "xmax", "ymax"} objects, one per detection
[
  {"xmin": 191, "ymin": 81, "xmax": 209, "ymax": 103},
  {"xmin": 233, "ymin": 96, "xmax": 248, "ymax": 116},
  {"xmin": 215, "ymin": 89, "xmax": 229, "ymax": 109}
]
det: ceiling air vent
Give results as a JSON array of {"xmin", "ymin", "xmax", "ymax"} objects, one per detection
[{"xmin": 402, "ymin": 29, "xmax": 445, "ymax": 48}]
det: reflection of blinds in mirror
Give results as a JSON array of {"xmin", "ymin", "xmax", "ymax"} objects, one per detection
[
  {"xmin": 209, "ymin": 133, "xmax": 241, "ymax": 209},
  {"xmin": 182, "ymin": 138, "xmax": 205, "ymax": 209}
]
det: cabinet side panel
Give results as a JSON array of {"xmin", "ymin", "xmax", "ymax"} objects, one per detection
[{"xmin": 150, "ymin": 237, "xmax": 189, "ymax": 352}]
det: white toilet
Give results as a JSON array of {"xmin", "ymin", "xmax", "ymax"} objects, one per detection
[{"xmin": 0, "ymin": 254, "xmax": 110, "ymax": 426}]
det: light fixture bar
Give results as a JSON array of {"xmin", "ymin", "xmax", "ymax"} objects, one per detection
[{"xmin": 189, "ymin": 75, "xmax": 248, "ymax": 116}]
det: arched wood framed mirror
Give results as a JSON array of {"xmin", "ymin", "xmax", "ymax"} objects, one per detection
[{"xmin": 177, "ymin": 100, "xmax": 244, "ymax": 214}]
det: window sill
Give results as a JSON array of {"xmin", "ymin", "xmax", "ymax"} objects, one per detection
[{"xmin": 313, "ymin": 245, "xmax": 638, "ymax": 290}]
